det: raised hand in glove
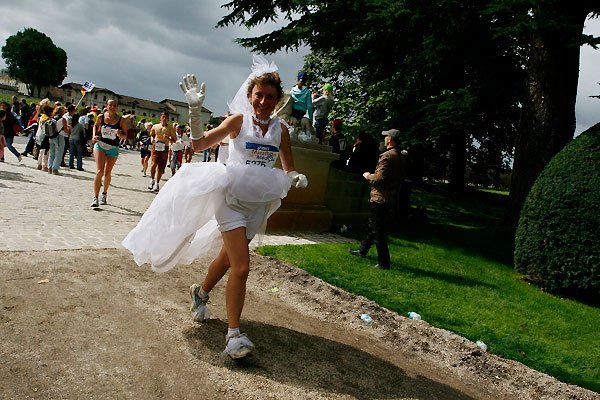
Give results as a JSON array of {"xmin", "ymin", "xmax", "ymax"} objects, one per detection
[
  {"xmin": 179, "ymin": 74, "xmax": 206, "ymax": 109},
  {"xmin": 179, "ymin": 74, "xmax": 206, "ymax": 140},
  {"xmin": 287, "ymin": 171, "xmax": 308, "ymax": 189}
]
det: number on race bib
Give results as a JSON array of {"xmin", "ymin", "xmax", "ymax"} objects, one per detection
[
  {"xmin": 244, "ymin": 142, "xmax": 278, "ymax": 168},
  {"xmin": 101, "ymin": 126, "xmax": 118, "ymax": 140}
]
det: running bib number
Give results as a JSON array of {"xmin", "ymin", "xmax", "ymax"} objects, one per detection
[
  {"xmin": 244, "ymin": 142, "xmax": 278, "ymax": 168},
  {"xmin": 101, "ymin": 126, "xmax": 118, "ymax": 140},
  {"xmin": 154, "ymin": 141, "xmax": 166, "ymax": 152}
]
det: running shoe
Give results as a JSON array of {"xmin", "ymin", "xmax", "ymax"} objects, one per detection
[
  {"xmin": 153, "ymin": 182, "xmax": 160, "ymax": 192},
  {"xmin": 100, "ymin": 192, "xmax": 107, "ymax": 205},
  {"xmin": 190, "ymin": 284, "xmax": 210, "ymax": 322},
  {"xmin": 148, "ymin": 179, "xmax": 155, "ymax": 190},
  {"xmin": 90, "ymin": 197, "xmax": 99, "ymax": 208},
  {"xmin": 224, "ymin": 333, "xmax": 254, "ymax": 359}
]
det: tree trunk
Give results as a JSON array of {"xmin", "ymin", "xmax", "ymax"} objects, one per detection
[{"xmin": 505, "ymin": 6, "xmax": 589, "ymax": 230}]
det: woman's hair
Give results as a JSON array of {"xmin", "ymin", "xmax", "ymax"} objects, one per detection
[
  {"xmin": 52, "ymin": 106, "xmax": 65, "ymax": 118},
  {"xmin": 42, "ymin": 105, "xmax": 54, "ymax": 116},
  {"xmin": 71, "ymin": 114, "xmax": 79, "ymax": 127},
  {"xmin": 247, "ymin": 72, "xmax": 284, "ymax": 101}
]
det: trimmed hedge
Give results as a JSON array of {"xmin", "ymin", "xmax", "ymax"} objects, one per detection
[{"xmin": 514, "ymin": 123, "xmax": 600, "ymax": 299}]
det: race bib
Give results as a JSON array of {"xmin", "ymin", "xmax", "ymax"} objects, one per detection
[
  {"xmin": 154, "ymin": 141, "xmax": 166, "ymax": 152},
  {"xmin": 101, "ymin": 126, "xmax": 118, "ymax": 140},
  {"xmin": 244, "ymin": 142, "xmax": 278, "ymax": 168}
]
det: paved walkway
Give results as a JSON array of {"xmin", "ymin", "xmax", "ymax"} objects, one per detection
[{"xmin": 0, "ymin": 136, "xmax": 352, "ymax": 252}]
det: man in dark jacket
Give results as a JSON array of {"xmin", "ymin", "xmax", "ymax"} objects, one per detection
[{"xmin": 349, "ymin": 128, "xmax": 406, "ymax": 269}]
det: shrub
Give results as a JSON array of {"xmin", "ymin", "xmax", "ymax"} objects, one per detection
[{"xmin": 514, "ymin": 123, "xmax": 600, "ymax": 300}]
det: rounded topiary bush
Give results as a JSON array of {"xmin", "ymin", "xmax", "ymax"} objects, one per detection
[{"xmin": 514, "ymin": 123, "xmax": 600, "ymax": 300}]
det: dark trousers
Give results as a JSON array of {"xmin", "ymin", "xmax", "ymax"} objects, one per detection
[
  {"xmin": 360, "ymin": 202, "xmax": 391, "ymax": 268},
  {"xmin": 23, "ymin": 131, "xmax": 36, "ymax": 155}
]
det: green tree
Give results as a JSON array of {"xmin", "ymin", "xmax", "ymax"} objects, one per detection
[
  {"xmin": 1, "ymin": 28, "xmax": 67, "ymax": 97},
  {"xmin": 218, "ymin": 1, "xmax": 522, "ymax": 191},
  {"xmin": 217, "ymin": 1, "xmax": 599, "ymax": 225},
  {"xmin": 486, "ymin": 1, "xmax": 600, "ymax": 228}
]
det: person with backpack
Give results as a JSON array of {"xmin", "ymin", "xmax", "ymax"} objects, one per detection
[
  {"xmin": 35, "ymin": 101, "xmax": 53, "ymax": 171},
  {"xmin": 46, "ymin": 105, "xmax": 67, "ymax": 175}
]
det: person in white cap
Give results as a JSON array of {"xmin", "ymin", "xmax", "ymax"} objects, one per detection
[{"xmin": 349, "ymin": 128, "xmax": 407, "ymax": 269}]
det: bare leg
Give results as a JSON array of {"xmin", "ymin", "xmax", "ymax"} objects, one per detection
[
  {"xmin": 102, "ymin": 156, "xmax": 118, "ymax": 193},
  {"xmin": 220, "ymin": 227, "xmax": 251, "ymax": 329},
  {"xmin": 93, "ymin": 149, "xmax": 106, "ymax": 197},
  {"xmin": 201, "ymin": 246, "xmax": 231, "ymax": 293}
]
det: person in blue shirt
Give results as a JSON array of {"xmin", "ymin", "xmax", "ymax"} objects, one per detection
[{"xmin": 290, "ymin": 72, "xmax": 313, "ymax": 122}]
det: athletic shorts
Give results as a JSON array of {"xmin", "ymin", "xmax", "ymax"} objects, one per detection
[
  {"xmin": 94, "ymin": 142, "xmax": 119, "ymax": 158},
  {"xmin": 151, "ymin": 150, "xmax": 169, "ymax": 174},
  {"xmin": 140, "ymin": 148, "xmax": 151, "ymax": 159},
  {"xmin": 215, "ymin": 195, "xmax": 269, "ymax": 239}
]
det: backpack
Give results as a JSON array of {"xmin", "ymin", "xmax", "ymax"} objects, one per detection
[{"xmin": 44, "ymin": 118, "xmax": 59, "ymax": 139}]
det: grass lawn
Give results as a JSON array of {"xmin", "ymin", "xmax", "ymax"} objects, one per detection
[{"xmin": 257, "ymin": 185, "xmax": 600, "ymax": 393}]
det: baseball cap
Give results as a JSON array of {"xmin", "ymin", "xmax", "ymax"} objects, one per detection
[
  {"xmin": 323, "ymin": 83, "xmax": 333, "ymax": 92},
  {"xmin": 382, "ymin": 129, "xmax": 401, "ymax": 141},
  {"xmin": 297, "ymin": 71, "xmax": 308, "ymax": 82}
]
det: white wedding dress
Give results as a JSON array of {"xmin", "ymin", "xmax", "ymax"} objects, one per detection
[{"xmin": 122, "ymin": 114, "xmax": 291, "ymax": 272}]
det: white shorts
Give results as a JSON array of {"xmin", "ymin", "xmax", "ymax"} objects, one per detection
[{"xmin": 215, "ymin": 194, "xmax": 269, "ymax": 239}]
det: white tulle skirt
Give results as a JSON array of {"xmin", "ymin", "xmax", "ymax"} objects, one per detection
[{"xmin": 122, "ymin": 162, "xmax": 291, "ymax": 273}]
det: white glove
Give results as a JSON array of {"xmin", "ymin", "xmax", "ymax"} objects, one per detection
[
  {"xmin": 287, "ymin": 171, "xmax": 308, "ymax": 189},
  {"xmin": 179, "ymin": 74, "xmax": 206, "ymax": 140}
]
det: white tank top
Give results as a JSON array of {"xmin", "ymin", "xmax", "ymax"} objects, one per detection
[{"xmin": 227, "ymin": 113, "xmax": 282, "ymax": 168}]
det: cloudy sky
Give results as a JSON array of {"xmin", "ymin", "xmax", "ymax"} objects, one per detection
[{"xmin": 1, "ymin": 1, "xmax": 598, "ymax": 134}]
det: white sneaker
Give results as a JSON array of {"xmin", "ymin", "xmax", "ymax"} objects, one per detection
[
  {"xmin": 100, "ymin": 192, "xmax": 107, "ymax": 205},
  {"xmin": 190, "ymin": 284, "xmax": 210, "ymax": 322},
  {"xmin": 153, "ymin": 182, "xmax": 160, "ymax": 192},
  {"xmin": 224, "ymin": 333, "xmax": 254, "ymax": 359},
  {"xmin": 147, "ymin": 179, "xmax": 155, "ymax": 190}
]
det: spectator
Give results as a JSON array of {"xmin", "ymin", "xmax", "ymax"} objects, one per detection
[
  {"xmin": 346, "ymin": 131, "xmax": 379, "ymax": 174},
  {"xmin": 68, "ymin": 112, "xmax": 86, "ymax": 171},
  {"xmin": 312, "ymin": 83, "xmax": 334, "ymax": 144},
  {"xmin": 0, "ymin": 109, "xmax": 6, "ymax": 162},
  {"xmin": 349, "ymin": 129, "xmax": 408, "ymax": 269},
  {"xmin": 328, "ymin": 118, "xmax": 348, "ymax": 168},
  {"xmin": 0, "ymin": 101, "xmax": 22, "ymax": 162}
]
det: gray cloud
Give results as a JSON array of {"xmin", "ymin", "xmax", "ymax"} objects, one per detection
[
  {"xmin": 1, "ymin": 1, "xmax": 598, "ymax": 131},
  {"xmin": 0, "ymin": 0, "xmax": 307, "ymax": 116}
]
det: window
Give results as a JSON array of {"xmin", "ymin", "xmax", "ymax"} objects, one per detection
[{"xmin": 94, "ymin": 94, "xmax": 98, "ymax": 100}]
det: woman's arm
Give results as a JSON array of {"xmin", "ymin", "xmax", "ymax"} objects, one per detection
[
  {"xmin": 92, "ymin": 114, "xmax": 101, "ymax": 143},
  {"xmin": 278, "ymin": 124, "xmax": 295, "ymax": 173},
  {"xmin": 191, "ymin": 114, "xmax": 242, "ymax": 152},
  {"xmin": 117, "ymin": 117, "xmax": 128, "ymax": 139},
  {"xmin": 279, "ymin": 123, "xmax": 308, "ymax": 189}
]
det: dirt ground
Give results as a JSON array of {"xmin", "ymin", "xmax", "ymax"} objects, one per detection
[{"xmin": 1, "ymin": 249, "xmax": 598, "ymax": 400}]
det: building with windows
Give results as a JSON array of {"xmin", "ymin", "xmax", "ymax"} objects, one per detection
[{"xmin": 0, "ymin": 76, "xmax": 213, "ymax": 125}]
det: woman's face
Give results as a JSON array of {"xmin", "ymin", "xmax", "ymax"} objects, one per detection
[
  {"xmin": 107, "ymin": 100, "xmax": 117, "ymax": 112},
  {"xmin": 250, "ymin": 84, "xmax": 279, "ymax": 118}
]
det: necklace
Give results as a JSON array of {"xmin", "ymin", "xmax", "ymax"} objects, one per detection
[{"xmin": 252, "ymin": 114, "xmax": 271, "ymax": 125}]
